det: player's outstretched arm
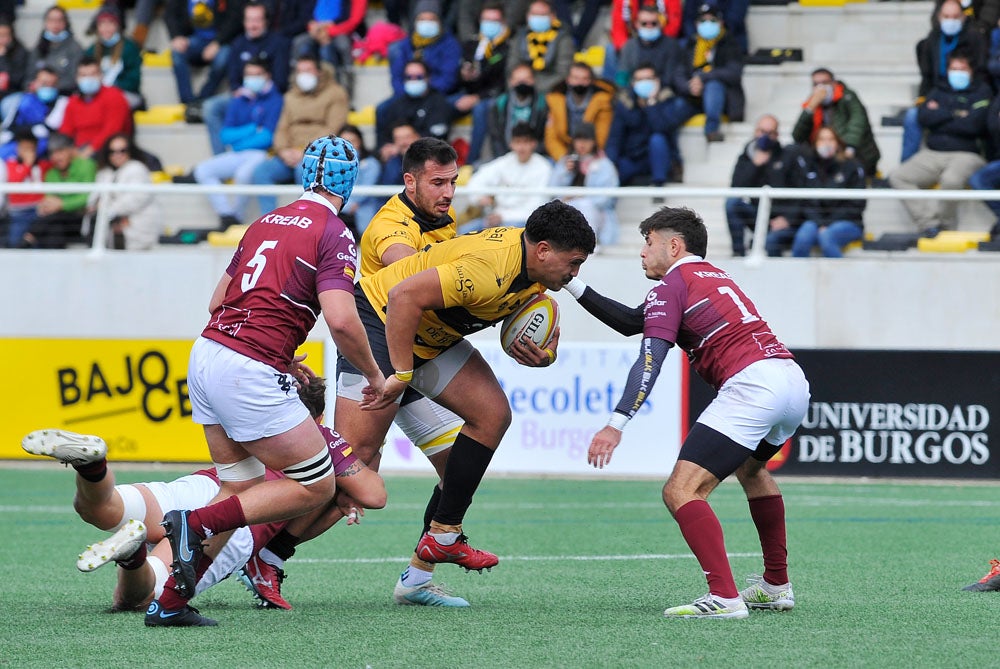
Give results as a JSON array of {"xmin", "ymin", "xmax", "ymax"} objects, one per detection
[
  {"xmin": 564, "ymin": 277, "xmax": 644, "ymax": 336},
  {"xmin": 319, "ymin": 289, "xmax": 386, "ymax": 399}
]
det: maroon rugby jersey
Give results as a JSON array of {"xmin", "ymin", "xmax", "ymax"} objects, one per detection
[
  {"xmin": 201, "ymin": 193, "xmax": 358, "ymax": 370},
  {"xmin": 643, "ymin": 256, "xmax": 793, "ymax": 390}
]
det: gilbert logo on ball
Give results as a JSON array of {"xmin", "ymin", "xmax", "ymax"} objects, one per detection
[{"xmin": 500, "ymin": 293, "xmax": 559, "ymax": 357}]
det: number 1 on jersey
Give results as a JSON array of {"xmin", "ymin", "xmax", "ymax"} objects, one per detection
[
  {"xmin": 717, "ymin": 286, "xmax": 760, "ymax": 324},
  {"xmin": 241, "ymin": 240, "xmax": 278, "ymax": 292}
]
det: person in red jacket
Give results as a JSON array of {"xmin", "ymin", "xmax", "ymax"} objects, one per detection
[
  {"xmin": 58, "ymin": 56, "xmax": 132, "ymax": 160},
  {"xmin": 2, "ymin": 130, "xmax": 50, "ymax": 247},
  {"xmin": 610, "ymin": 0, "xmax": 681, "ymax": 52}
]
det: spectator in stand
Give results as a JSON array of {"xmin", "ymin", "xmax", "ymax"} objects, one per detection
[
  {"xmin": 25, "ymin": 6, "xmax": 84, "ymax": 96},
  {"xmin": 791, "ymin": 68, "xmax": 881, "ymax": 179},
  {"xmin": 461, "ymin": 122, "xmax": 552, "ymax": 232},
  {"xmin": 457, "ymin": 0, "xmax": 529, "ymax": 42},
  {"xmin": 485, "ymin": 63, "xmax": 548, "ymax": 162},
  {"xmin": 166, "ymin": 0, "xmax": 244, "ymax": 105},
  {"xmin": 87, "ymin": 132, "xmax": 164, "ymax": 250},
  {"xmin": 251, "ymin": 56, "xmax": 349, "ymax": 214},
  {"xmin": 902, "ymin": 0, "xmax": 988, "ymax": 162},
  {"xmin": 127, "ymin": 0, "xmax": 165, "ymax": 51},
  {"xmin": 59, "ymin": 56, "xmax": 133, "ymax": 161},
  {"xmin": 889, "ymin": 50, "xmax": 991, "ymax": 236},
  {"xmin": 606, "ymin": 63, "xmax": 678, "ymax": 186},
  {"xmin": 192, "ymin": 57, "xmax": 284, "ymax": 229},
  {"xmin": 337, "ymin": 123, "xmax": 383, "ymax": 236},
  {"xmin": 0, "ymin": 17, "xmax": 29, "ymax": 108},
  {"xmin": 507, "ymin": 0, "xmax": 575, "ymax": 95},
  {"xmin": 551, "ymin": 0, "xmax": 605, "ymax": 49},
  {"xmin": 19, "ymin": 132, "xmax": 96, "ymax": 249},
  {"xmin": 0, "ymin": 67, "xmax": 69, "ymax": 160},
  {"xmin": 2, "ymin": 130, "xmax": 49, "ymax": 248},
  {"xmin": 725, "ymin": 114, "xmax": 796, "ymax": 257},
  {"xmin": 968, "ymin": 94, "xmax": 1000, "ymax": 240},
  {"xmin": 456, "ymin": 1, "xmax": 513, "ymax": 165},
  {"xmin": 293, "ymin": 0, "xmax": 367, "ymax": 94},
  {"xmin": 783, "ymin": 126, "xmax": 867, "ymax": 258},
  {"xmin": 202, "ymin": 2, "xmax": 292, "ymax": 155},
  {"xmin": 670, "ymin": 2, "xmax": 744, "ymax": 143},
  {"xmin": 681, "ymin": 0, "xmax": 749, "ymax": 54},
  {"xmin": 375, "ymin": 59, "xmax": 455, "ymax": 151},
  {"xmin": 549, "ymin": 122, "xmax": 620, "ymax": 248},
  {"xmin": 85, "ymin": 7, "xmax": 144, "ymax": 110},
  {"xmin": 940, "ymin": 0, "xmax": 1000, "ymax": 37},
  {"xmin": 544, "ymin": 61, "xmax": 616, "ymax": 161},
  {"xmin": 388, "ymin": 0, "xmax": 461, "ymax": 97},
  {"xmin": 378, "ymin": 122, "xmax": 421, "ymax": 195},
  {"xmin": 610, "ymin": 0, "xmax": 681, "ymax": 56},
  {"xmin": 614, "ymin": 4, "xmax": 681, "ymax": 89},
  {"xmin": 268, "ymin": 0, "xmax": 317, "ymax": 45}
]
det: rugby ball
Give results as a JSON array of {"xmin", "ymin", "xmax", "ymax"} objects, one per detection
[{"xmin": 500, "ymin": 293, "xmax": 559, "ymax": 357}]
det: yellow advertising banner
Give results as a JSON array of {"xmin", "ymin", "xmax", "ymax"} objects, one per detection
[{"xmin": 2, "ymin": 339, "xmax": 324, "ymax": 463}]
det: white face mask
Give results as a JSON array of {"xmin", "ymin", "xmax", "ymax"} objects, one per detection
[
  {"xmin": 816, "ymin": 144, "xmax": 837, "ymax": 159},
  {"xmin": 295, "ymin": 72, "xmax": 318, "ymax": 92}
]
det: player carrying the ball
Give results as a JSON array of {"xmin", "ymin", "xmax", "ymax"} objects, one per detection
[
  {"xmin": 360, "ymin": 200, "xmax": 596, "ymax": 585},
  {"xmin": 567, "ymin": 206, "xmax": 810, "ymax": 619}
]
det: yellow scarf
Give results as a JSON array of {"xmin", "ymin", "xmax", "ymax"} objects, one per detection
[
  {"xmin": 411, "ymin": 32, "xmax": 438, "ymax": 53},
  {"xmin": 693, "ymin": 27, "xmax": 725, "ymax": 73},
  {"xmin": 477, "ymin": 26, "xmax": 510, "ymax": 60},
  {"xmin": 527, "ymin": 18, "xmax": 562, "ymax": 71}
]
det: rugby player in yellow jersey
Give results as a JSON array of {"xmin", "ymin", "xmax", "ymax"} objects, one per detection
[{"xmin": 362, "ymin": 200, "xmax": 596, "ymax": 598}]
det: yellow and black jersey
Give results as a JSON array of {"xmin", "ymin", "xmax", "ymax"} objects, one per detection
[
  {"xmin": 360, "ymin": 226, "xmax": 545, "ymax": 359},
  {"xmin": 359, "ymin": 192, "xmax": 457, "ymax": 277}
]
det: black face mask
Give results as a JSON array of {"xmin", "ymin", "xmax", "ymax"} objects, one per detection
[
  {"xmin": 513, "ymin": 82, "xmax": 534, "ymax": 97},
  {"xmin": 570, "ymin": 84, "xmax": 591, "ymax": 96}
]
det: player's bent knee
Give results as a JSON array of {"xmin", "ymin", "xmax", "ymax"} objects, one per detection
[{"xmin": 215, "ymin": 456, "xmax": 266, "ymax": 482}]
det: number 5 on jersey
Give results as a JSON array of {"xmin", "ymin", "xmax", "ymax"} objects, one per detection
[{"xmin": 242, "ymin": 241, "xmax": 278, "ymax": 292}]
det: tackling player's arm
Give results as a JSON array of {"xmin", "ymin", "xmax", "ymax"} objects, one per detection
[
  {"xmin": 587, "ymin": 336, "xmax": 673, "ymax": 469},
  {"xmin": 563, "ymin": 277, "xmax": 645, "ymax": 336},
  {"xmin": 319, "ymin": 289, "xmax": 386, "ymax": 402},
  {"xmin": 380, "ymin": 243, "xmax": 417, "ymax": 266}
]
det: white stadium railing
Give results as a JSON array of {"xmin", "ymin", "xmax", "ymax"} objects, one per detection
[{"xmin": 2, "ymin": 182, "xmax": 997, "ymax": 261}]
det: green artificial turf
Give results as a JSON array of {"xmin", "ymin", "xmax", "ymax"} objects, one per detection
[{"xmin": 2, "ymin": 468, "xmax": 999, "ymax": 668}]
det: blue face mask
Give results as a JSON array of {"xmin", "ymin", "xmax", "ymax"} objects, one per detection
[
  {"xmin": 632, "ymin": 79, "xmax": 657, "ymax": 99},
  {"xmin": 415, "ymin": 20, "xmax": 440, "ymax": 39},
  {"xmin": 101, "ymin": 33, "xmax": 121, "ymax": 47},
  {"xmin": 527, "ymin": 15, "xmax": 552, "ymax": 33},
  {"xmin": 404, "ymin": 79, "xmax": 428, "ymax": 97},
  {"xmin": 36, "ymin": 86, "xmax": 59, "ymax": 103},
  {"xmin": 77, "ymin": 76, "xmax": 101, "ymax": 95},
  {"xmin": 243, "ymin": 75, "xmax": 267, "ymax": 93},
  {"xmin": 697, "ymin": 19, "xmax": 721, "ymax": 40},
  {"xmin": 939, "ymin": 18, "xmax": 963, "ymax": 36},
  {"xmin": 43, "ymin": 29, "xmax": 69, "ymax": 42},
  {"xmin": 480, "ymin": 20, "xmax": 504, "ymax": 40},
  {"xmin": 637, "ymin": 27, "xmax": 661, "ymax": 42},
  {"xmin": 947, "ymin": 69, "xmax": 971, "ymax": 90}
]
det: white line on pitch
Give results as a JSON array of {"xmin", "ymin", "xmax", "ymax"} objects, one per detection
[{"xmin": 291, "ymin": 553, "xmax": 761, "ymax": 565}]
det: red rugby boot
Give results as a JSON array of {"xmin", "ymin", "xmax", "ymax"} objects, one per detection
[{"xmin": 415, "ymin": 532, "xmax": 499, "ymax": 572}]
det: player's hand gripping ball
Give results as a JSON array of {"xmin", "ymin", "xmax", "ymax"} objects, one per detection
[{"xmin": 500, "ymin": 293, "xmax": 559, "ymax": 358}]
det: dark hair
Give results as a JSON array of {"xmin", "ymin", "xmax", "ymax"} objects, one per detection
[
  {"xmin": 947, "ymin": 48, "xmax": 972, "ymax": 66},
  {"xmin": 405, "ymin": 58, "xmax": 428, "ymax": 74},
  {"xmin": 96, "ymin": 132, "xmax": 136, "ymax": 169},
  {"xmin": 510, "ymin": 122, "xmax": 536, "ymax": 140},
  {"xmin": 338, "ymin": 123, "xmax": 370, "ymax": 160},
  {"xmin": 297, "ymin": 377, "xmax": 328, "ymax": 419},
  {"xmin": 77, "ymin": 54, "xmax": 100, "ymax": 69},
  {"xmin": 38, "ymin": 6, "xmax": 73, "ymax": 58},
  {"xmin": 482, "ymin": 0, "xmax": 505, "ymax": 16},
  {"xmin": 568, "ymin": 61, "xmax": 594, "ymax": 77},
  {"xmin": 295, "ymin": 53, "xmax": 321, "ymax": 69},
  {"xmin": 13, "ymin": 128, "xmax": 38, "ymax": 144},
  {"xmin": 36, "ymin": 65, "xmax": 58, "ymax": 79},
  {"xmin": 245, "ymin": 54, "xmax": 272, "ymax": 73},
  {"xmin": 811, "ymin": 67, "xmax": 834, "ymax": 80},
  {"xmin": 245, "ymin": 0, "xmax": 270, "ymax": 20},
  {"xmin": 638, "ymin": 207, "xmax": 708, "ymax": 258},
  {"xmin": 402, "ymin": 137, "xmax": 457, "ymax": 175},
  {"xmin": 633, "ymin": 62, "xmax": 657, "ymax": 76},
  {"xmin": 524, "ymin": 200, "xmax": 596, "ymax": 254}
]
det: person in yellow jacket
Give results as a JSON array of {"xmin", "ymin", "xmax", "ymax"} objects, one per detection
[{"xmin": 544, "ymin": 61, "xmax": 615, "ymax": 160}]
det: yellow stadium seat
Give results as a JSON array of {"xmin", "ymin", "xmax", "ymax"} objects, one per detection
[
  {"xmin": 574, "ymin": 45, "xmax": 606, "ymax": 70},
  {"xmin": 916, "ymin": 231, "xmax": 989, "ymax": 253},
  {"xmin": 142, "ymin": 51, "xmax": 172, "ymax": 68},
  {"xmin": 57, "ymin": 0, "xmax": 102, "ymax": 8},
  {"xmin": 799, "ymin": 0, "xmax": 846, "ymax": 6},
  {"xmin": 683, "ymin": 114, "xmax": 730, "ymax": 128},
  {"xmin": 150, "ymin": 171, "xmax": 173, "ymax": 184},
  {"xmin": 453, "ymin": 114, "xmax": 472, "ymax": 126},
  {"xmin": 347, "ymin": 106, "xmax": 375, "ymax": 127},
  {"xmin": 208, "ymin": 224, "xmax": 249, "ymax": 247},
  {"xmin": 456, "ymin": 164, "xmax": 474, "ymax": 186},
  {"xmin": 134, "ymin": 104, "xmax": 186, "ymax": 125}
]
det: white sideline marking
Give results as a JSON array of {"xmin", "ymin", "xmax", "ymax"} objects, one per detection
[{"xmin": 293, "ymin": 552, "xmax": 761, "ymax": 565}]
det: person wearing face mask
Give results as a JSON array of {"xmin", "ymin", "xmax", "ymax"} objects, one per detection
[
  {"xmin": 902, "ymin": 0, "xmax": 988, "ymax": 162},
  {"xmin": 485, "ymin": 63, "xmax": 549, "ymax": 162},
  {"xmin": 614, "ymin": 6, "xmax": 681, "ymax": 89},
  {"xmin": 455, "ymin": 2, "xmax": 513, "ymax": 165},
  {"xmin": 58, "ymin": 56, "xmax": 132, "ymax": 161},
  {"xmin": 191, "ymin": 57, "xmax": 285, "ymax": 230},
  {"xmin": 791, "ymin": 68, "xmax": 880, "ymax": 179},
  {"xmin": 24, "ymin": 6, "xmax": 83, "ymax": 99},
  {"xmin": 0, "ymin": 67, "xmax": 69, "ymax": 161},
  {"xmin": 606, "ymin": 64, "xmax": 678, "ymax": 187},
  {"xmin": 610, "ymin": 0, "xmax": 681, "ymax": 55},
  {"xmin": 507, "ymin": 0, "xmax": 575, "ymax": 95},
  {"xmin": 84, "ymin": 8, "xmax": 144, "ymax": 111},
  {"xmin": 681, "ymin": 0, "xmax": 749, "ymax": 54},
  {"xmin": 544, "ymin": 62, "xmax": 615, "ymax": 161},
  {"xmin": 251, "ymin": 56, "xmax": 350, "ymax": 215},
  {"xmin": 387, "ymin": 0, "xmax": 462, "ymax": 98},
  {"xmin": 890, "ymin": 51, "xmax": 991, "ymax": 237},
  {"xmin": 778, "ymin": 127, "xmax": 867, "ymax": 259},
  {"xmin": 293, "ymin": 0, "xmax": 367, "ymax": 95},
  {"xmin": 376, "ymin": 59, "xmax": 457, "ymax": 153},
  {"xmin": 669, "ymin": 2, "xmax": 744, "ymax": 143}
]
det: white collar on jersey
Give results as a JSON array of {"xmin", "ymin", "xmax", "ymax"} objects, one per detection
[
  {"xmin": 664, "ymin": 254, "xmax": 705, "ymax": 277},
  {"xmin": 299, "ymin": 190, "xmax": 340, "ymax": 216}
]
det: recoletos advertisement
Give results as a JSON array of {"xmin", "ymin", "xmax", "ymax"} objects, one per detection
[{"xmin": 3, "ymin": 339, "xmax": 684, "ymax": 476}]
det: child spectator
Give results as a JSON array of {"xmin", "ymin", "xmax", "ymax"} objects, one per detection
[{"xmin": 2, "ymin": 130, "xmax": 49, "ymax": 248}]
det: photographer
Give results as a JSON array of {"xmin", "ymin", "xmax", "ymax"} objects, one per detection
[
  {"xmin": 549, "ymin": 123, "xmax": 620, "ymax": 249},
  {"xmin": 724, "ymin": 113, "xmax": 797, "ymax": 257}
]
